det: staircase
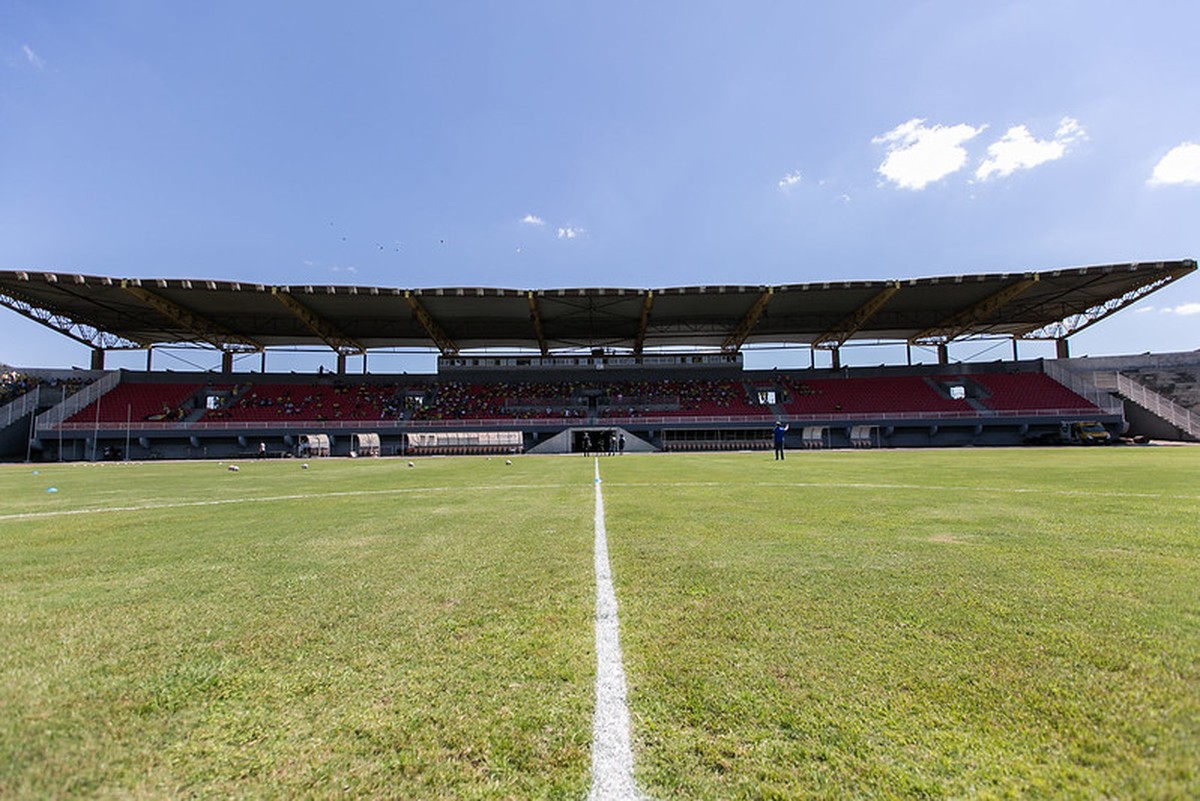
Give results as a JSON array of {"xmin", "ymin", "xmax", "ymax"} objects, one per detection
[{"xmin": 1091, "ymin": 372, "xmax": 1200, "ymax": 441}]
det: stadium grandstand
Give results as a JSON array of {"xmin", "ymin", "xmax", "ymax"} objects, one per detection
[{"xmin": 1, "ymin": 259, "xmax": 1196, "ymax": 460}]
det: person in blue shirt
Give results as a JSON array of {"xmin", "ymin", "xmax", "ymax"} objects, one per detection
[{"xmin": 773, "ymin": 421, "xmax": 789, "ymax": 460}]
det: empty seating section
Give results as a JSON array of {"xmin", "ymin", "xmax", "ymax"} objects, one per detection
[
  {"xmin": 781, "ymin": 376, "xmax": 969, "ymax": 415},
  {"xmin": 1119, "ymin": 367, "xmax": 1200, "ymax": 412},
  {"xmin": 67, "ymin": 383, "xmax": 202, "ymax": 423},
  {"xmin": 207, "ymin": 383, "xmax": 402, "ymax": 421},
  {"xmin": 968, "ymin": 373, "xmax": 1096, "ymax": 411}
]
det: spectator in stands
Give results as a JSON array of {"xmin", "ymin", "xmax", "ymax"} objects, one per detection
[
  {"xmin": 773, "ymin": 420, "xmax": 790, "ymax": 460},
  {"xmin": 0, "ymin": 369, "xmax": 40, "ymax": 404}
]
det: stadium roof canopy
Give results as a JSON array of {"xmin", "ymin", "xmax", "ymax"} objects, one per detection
[{"xmin": 0, "ymin": 260, "xmax": 1194, "ymax": 358}]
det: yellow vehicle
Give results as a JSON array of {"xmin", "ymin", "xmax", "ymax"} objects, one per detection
[{"xmin": 1066, "ymin": 420, "xmax": 1112, "ymax": 445}]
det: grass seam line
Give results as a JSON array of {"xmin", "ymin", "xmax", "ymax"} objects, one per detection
[{"xmin": 589, "ymin": 457, "xmax": 643, "ymax": 801}]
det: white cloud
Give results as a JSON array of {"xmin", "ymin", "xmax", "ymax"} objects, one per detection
[
  {"xmin": 1055, "ymin": 117, "xmax": 1085, "ymax": 141},
  {"xmin": 557, "ymin": 226, "xmax": 583, "ymax": 239},
  {"xmin": 873, "ymin": 118, "xmax": 985, "ymax": 190},
  {"xmin": 1134, "ymin": 305, "xmax": 1155, "ymax": 313},
  {"xmin": 1163, "ymin": 302, "xmax": 1200, "ymax": 315},
  {"xmin": 777, "ymin": 171, "xmax": 802, "ymax": 189},
  {"xmin": 1148, "ymin": 143, "xmax": 1200, "ymax": 186},
  {"xmin": 521, "ymin": 214, "xmax": 545, "ymax": 226},
  {"xmin": 22, "ymin": 44, "xmax": 45, "ymax": 70},
  {"xmin": 976, "ymin": 116, "xmax": 1086, "ymax": 181}
]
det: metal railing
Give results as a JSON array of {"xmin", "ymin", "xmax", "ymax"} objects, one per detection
[
  {"xmin": 38, "ymin": 405, "xmax": 1115, "ymax": 434},
  {"xmin": 1043, "ymin": 360, "xmax": 1124, "ymax": 415},
  {"xmin": 0, "ymin": 386, "xmax": 40, "ymax": 429},
  {"xmin": 1095, "ymin": 371, "xmax": 1199, "ymax": 439},
  {"xmin": 34, "ymin": 372, "xmax": 120, "ymax": 434}
]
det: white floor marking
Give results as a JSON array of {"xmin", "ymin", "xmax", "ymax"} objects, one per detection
[
  {"xmin": 589, "ymin": 458, "xmax": 642, "ymax": 801},
  {"xmin": 0, "ymin": 484, "xmax": 571, "ymax": 522},
  {"xmin": 601, "ymin": 480, "xmax": 1194, "ymax": 501}
]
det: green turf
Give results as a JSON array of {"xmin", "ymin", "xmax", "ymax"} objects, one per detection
[
  {"xmin": 601, "ymin": 448, "xmax": 1200, "ymax": 800},
  {"xmin": 0, "ymin": 458, "xmax": 595, "ymax": 799},
  {"xmin": 1, "ymin": 448, "xmax": 1198, "ymax": 799}
]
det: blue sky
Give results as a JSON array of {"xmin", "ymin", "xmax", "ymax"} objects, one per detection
[{"xmin": 2, "ymin": 1, "xmax": 1198, "ymax": 372}]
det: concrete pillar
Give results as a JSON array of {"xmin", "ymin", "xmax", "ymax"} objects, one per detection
[
  {"xmin": 221, "ymin": 351, "xmax": 233, "ymax": 373},
  {"xmin": 831, "ymin": 347, "xmax": 841, "ymax": 370},
  {"xmin": 260, "ymin": 351, "xmax": 267, "ymax": 372},
  {"xmin": 1012, "ymin": 338, "xmax": 1019, "ymax": 361},
  {"xmin": 146, "ymin": 347, "xmax": 153, "ymax": 371},
  {"xmin": 90, "ymin": 348, "xmax": 105, "ymax": 370},
  {"xmin": 906, "ymin": 342, "xmax": 912, "ymax": 366},
  {"xmin": 1056, "ymin": 338, "xmax": 1070, "ymax": 359},
  {"xmin": 336, "ymin": 353, "xmax": 346, "ymax": 375},
  {"xmin": 937, "ymin": 343, "xmax": 949, "ymax": 365}
]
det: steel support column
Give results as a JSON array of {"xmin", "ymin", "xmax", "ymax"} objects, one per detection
[
  {"xmin": 911, "ymin": 276, "xmax": 1038, "ymax": 345},
  {"xmin": 405, "ymin": 292, "xmax": 459, "ymax": 356},
  {"xmin": 527, "ymin": 292, "xmax": 549, "ymax": 356},
  {"xmin": 721, "ymin": 288, "xmax": 773, "ymax": 353},
  {"xmin": 814, "ymin": 283, "xmax": 901, "ymax": 351},
  {"xmin": 271, "ymin": 288, "xmax": 364, "ymax": 356}
]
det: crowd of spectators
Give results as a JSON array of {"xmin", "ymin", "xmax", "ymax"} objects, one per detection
[
  {"xmin": 598, "ymin": 378, "xmax": 761, "ymax": 417},
  {"xmin": 0, "ymin": 368, "xmax": 38, "ymax": 405},
  {"xmin": 212, "ymin": 381, "xmax": 407, "ymax": 421},
  {"xmin": 1, "ymin": 369, "xmax": 91, "ymax": 407},
  {"xmin": 409, "ymin": 377, "xmax": 762, "ymax": 420},
  {"xmin": 412, "ymin": 379, "xmax": 624, "ymax": 420}
]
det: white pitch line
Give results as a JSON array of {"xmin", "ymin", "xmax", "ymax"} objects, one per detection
[
  {"xmin": 0, "ymin": 483, "xmax": 572, "ymax": 522},
  {"xmin": 589, "ymin": 458, "xmax": 642, "ymax": 801},
  {"xmin": 601, "ymin": 480, "xmax": 1195, "ymax": 501}
]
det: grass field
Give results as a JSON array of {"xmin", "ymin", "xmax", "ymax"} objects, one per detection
[{"xmin": 1, "ymin": 448, "xmax": 1197, "ymax": 799}]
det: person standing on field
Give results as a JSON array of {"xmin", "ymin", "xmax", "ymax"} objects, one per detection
[{"xmin": 773, "ymin": 421, "xmax": 789, "ymax": 460}]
